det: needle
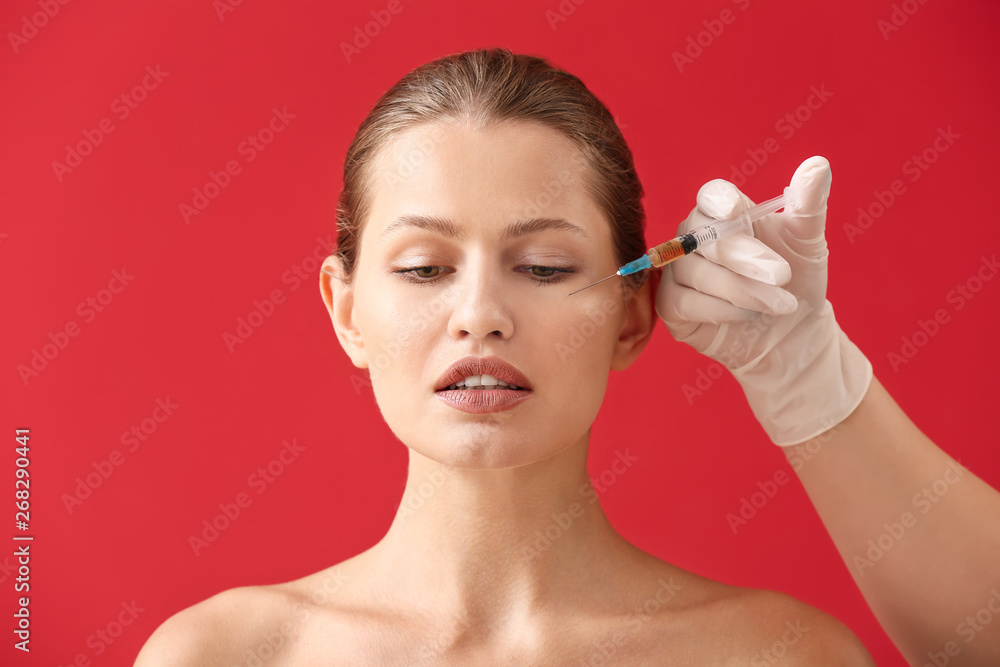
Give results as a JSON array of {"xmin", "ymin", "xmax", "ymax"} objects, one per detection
[
  {"xmin": 567, "ymin": 273, "xmax": 619, "ymax": 296},
  {"xmin": 567, "ymin": 187, "xmax": 795, "ymax": 296}
]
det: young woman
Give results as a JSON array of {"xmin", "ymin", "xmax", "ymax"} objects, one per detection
[{"xmin": 137, "ymin": 48, "xmax": 999, "ymax": 666}]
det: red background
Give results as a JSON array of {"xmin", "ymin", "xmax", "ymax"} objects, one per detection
[{"xmin": 3, "ymin": 0, "xmax": 999, "ymax": 664}]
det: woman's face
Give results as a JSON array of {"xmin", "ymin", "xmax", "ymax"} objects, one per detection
[{"xmin": 323, "ymin": 120, "xmax": 654, "ymax": 469}]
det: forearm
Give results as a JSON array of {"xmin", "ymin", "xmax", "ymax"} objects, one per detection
[{"xmin": 782, "ymin": 376, "xmax": 1000, "ymax": 666}]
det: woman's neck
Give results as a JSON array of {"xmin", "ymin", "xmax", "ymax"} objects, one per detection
[{"xmin": 365, "ymin": 431, "xmax": 640, "ymax": 628}]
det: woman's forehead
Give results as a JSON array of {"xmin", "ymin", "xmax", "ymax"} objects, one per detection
[
  {"xmin": 384, "ymin": 121, "xmax": 586, "ymax": 181},
  {"xmin": 366, "ymin": 121, "xmax": 605, "ymax": 238}
]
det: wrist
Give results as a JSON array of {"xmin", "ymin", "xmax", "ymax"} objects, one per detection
[{"xmin": 731, "ymin": 302, "xmax": 874, "ymax": 447}]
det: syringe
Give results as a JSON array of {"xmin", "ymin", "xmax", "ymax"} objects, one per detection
[{"xmin": 568, "ymin": 187, "xmax": 797, "ymax": 296}]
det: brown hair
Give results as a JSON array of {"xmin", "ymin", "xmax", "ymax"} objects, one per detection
[{"xmin": 334, "ymin": 47, "xmax": 648, "ymax": 291}]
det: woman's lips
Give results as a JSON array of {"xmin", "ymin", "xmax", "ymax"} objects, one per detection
[
  {"xmin": 434, "ymin": 355, "xmax": 532, "ymax": 392},
  {"xmin": 435, "ymin": 386, "xmax": 532, "ymax": 413}
]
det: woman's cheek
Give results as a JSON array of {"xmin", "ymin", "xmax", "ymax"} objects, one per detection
[
  {"xmin": 353, "ymin": 292, "xmax": 419, "ymax": 383},
  {"xmin": 544, "ymin": 296, "xmax": 619, "ymax": 368}
]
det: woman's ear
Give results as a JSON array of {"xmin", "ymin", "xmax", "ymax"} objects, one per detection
[
  {"xmin": 610, "ymin": 268, "xmax": 661, "ymax": 371},
  {"xmin": 320, "ymin": 256, "xmax": 369, "ymax": 370}
]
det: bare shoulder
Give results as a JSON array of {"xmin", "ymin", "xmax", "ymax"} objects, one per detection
[
  {"xmin": 610, "ymin": 553, "xmax": 873, "ymax": 665},
  {"xmin": 135, "ymin": 563, "xmax": 358, "ymax": 666},
  {"xmin": 698, "ymin": 584, "xmax": 875, "ymax": 666},
  {"xmin": 134, "ymin": 577, "xmax": 340, "ymax": 667}
]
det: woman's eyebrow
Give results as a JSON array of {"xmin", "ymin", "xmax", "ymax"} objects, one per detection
[{"xmin": 378, "ymin": 214, "xmax": 591, "ymax": 242}]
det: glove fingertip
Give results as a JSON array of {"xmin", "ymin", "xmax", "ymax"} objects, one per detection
[
  {"xmin": 769, "ymin": 291, "xmax": 798, "ymax": 315},
  {"xmin": 789, "ymin": 156, "xmax": 832, "ymax": 217},
  {"xmin": 769, "ymin": 260, "xmax": 792, "ymax": 286},
  {"xmin": 697, "ymin": 179, "xmax": 743, "ymax": 220}
]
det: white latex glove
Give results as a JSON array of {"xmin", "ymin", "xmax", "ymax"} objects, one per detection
[{"xmin": 655, "ymin": 156, "xmax": 873, "ymax": 447}]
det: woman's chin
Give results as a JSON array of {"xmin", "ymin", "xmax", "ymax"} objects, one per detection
[{"xmin": 408, "ymin": 437, "xmax": 567, "ymax": 471}]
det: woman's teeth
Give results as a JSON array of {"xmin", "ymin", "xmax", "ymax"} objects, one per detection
[{"xmin": 445, "ymin": 373, "xmax": 523, "ymax": 391}]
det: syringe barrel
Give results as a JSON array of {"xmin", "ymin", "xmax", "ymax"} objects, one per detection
[
  {"xmin": 686, "ymin": 215, "xmax": 750, "ymax": 247},
  {"xmin": 639, "ymin": 188, "xmax": 793, "ymax": 272},
  {"xmin": 647, "ymin": 215, "xmax": 750, "ymax": 268},
  {"xmin": 648, "ymin": 234, "xmax": 696, "ymax": 268}
]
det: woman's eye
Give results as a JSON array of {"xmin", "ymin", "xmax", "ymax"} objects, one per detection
[
  {"xmin": 394, "ymin": 265, "xmax": 447, "ymax": 283},
  {"xmin": 411, "ymin": 266, "xmax": 441, "ymax": 278},
  {"xmin": 394, "ymin": 264, "xmax": 573, "ymax": 286}
]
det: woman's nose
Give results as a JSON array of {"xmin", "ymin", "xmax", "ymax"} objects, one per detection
[{"xmin": 446, "ymin": 263, "xmax": 514, "ymax": 341}]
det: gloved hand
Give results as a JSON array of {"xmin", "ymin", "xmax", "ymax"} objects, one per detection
[{"xmin": 655, "ymin": 156, "xmax": 873, "ymax": 446}]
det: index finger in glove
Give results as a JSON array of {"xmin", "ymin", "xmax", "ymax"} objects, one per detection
[{"xmin": 679, "ymin": 180, "xmax": 792, "ymax": 286}]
